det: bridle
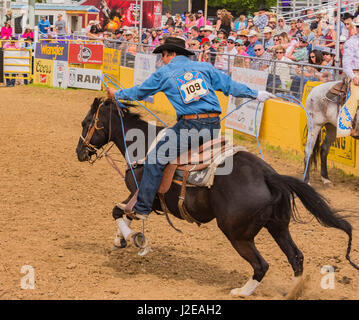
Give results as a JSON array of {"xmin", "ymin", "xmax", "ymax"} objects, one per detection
[{"xmin": 80, "ymin": 99, "xmax": 116, "ymax": 165}]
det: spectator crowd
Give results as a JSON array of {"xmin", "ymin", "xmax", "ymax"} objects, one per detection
[{"xmin": 2, "ymin": 5, "xmax": 359, "ymax": 94}]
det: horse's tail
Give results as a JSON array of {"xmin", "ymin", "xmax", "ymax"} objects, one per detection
[{"xmin": 265, "ymin": 172, "xmax": 359, "ymax": 271}]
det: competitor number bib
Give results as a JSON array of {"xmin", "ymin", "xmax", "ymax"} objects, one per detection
[{"xmin": 175, "ymin": 71, "xmax": 209, "ymax": 104}]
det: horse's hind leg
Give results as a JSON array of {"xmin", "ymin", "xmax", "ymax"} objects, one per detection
[
  {"xmin": 304, "ymin": 124, "xmax": 322, "ymax": 184},
  {"xmin": 218, "ymin": 211, "xmax": 269, "ymax": 297},
  {"xmin": 228, "ymin": 238, "xmax": 269, "ymax": 297},
  {"xmin": 320, "ymin": 124, "xmax": 336, "ymax": 185},
  {"xmin": 265, "ymin": 220, "xmax": 306, "ymax": 299}
]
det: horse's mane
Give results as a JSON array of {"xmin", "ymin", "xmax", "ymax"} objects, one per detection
[{"xmin": 99, "ymin": 97, "xmax": 144, "ymax": 122}]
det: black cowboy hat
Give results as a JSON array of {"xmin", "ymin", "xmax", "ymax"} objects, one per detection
[{"xmin": 153, "ymin": 36, "xmax": 194, "ymax": 56}]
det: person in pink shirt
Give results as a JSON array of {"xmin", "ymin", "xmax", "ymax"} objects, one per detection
[
  {"xmin": 22, "ymin": 27, "xmax": 34, "ymax": 41},
  {"xmin": 1, "ymin": 21, "xmax": 13, "ymax": 40},
  {"xmin": 196, "ymin": 10, "xmax": 205, "ymax": 28}
]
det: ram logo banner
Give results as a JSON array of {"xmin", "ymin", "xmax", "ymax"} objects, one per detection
[
  {"xmin": 33, "ymin": 58, "xmax": 53, "ymax": 86},
  {"xmin": 68, "ymin": 67, "xmax": 102, "ymax": 90},
  {"xmin": 69, "ymin": 44, "xmax": 103, "ymax": 65},
  {"xmin": 35, "ymin": 43, "xmax": 68, "ymax": 61}
]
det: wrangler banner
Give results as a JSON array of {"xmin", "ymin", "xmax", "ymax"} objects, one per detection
[
  {"xmin": 69, "ymin": 44, "xmax": 104, "ymax": 65},
  {"xmin": 33, "ymin": 58, "xmax": 54, "ymax": 86},
  {"xmin": 35, "ymin": 43, "xmax": 69, "ymax": 61}
]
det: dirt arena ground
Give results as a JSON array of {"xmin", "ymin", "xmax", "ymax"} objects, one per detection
[{"xmin": 1, "ymin": 86, "xmax": 359, "ymax": 300}]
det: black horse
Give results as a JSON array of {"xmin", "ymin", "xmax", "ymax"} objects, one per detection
[{"xmin": 76, "ymin": 97, "xmax": 359, "ymax": 297}]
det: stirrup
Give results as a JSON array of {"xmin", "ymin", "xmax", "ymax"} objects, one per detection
[{"xmin": 125, "ymin": 210, "xmax": 148, "ymax": 221}]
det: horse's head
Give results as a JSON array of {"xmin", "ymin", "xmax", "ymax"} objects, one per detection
[{"xmin": 76, "ymin": 97, "xmax": 115, "ymax": 162}]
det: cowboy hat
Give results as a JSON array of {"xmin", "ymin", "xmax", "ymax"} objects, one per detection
[
  {"xmin": 262, "ymin": 27, "xmax": 274, "ymax": 34},
  {"xmin": 153, "ymin": 37, "xmax": 194, "ymax": 56}
]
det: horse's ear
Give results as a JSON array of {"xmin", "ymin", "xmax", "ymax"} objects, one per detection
[{"xmin": 91, "ymin": 97, "xmax": 102, "ymax": 112}]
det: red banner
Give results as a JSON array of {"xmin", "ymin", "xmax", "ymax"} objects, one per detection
[{"xmin": 68, "ymin": 44, "xmax": 104, "ymax": 64}]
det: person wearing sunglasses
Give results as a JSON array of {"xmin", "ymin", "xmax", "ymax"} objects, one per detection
[
  {"xmin": 250, "ymin": 44, "xmax": 271, "ymax": 71},
  {"xmin": 286, "ymin": 35, "xmax": 309, "ymax": 62},
  {"xmin": 339, "ymin": 18, "xmax": 359, "ymax": 137},
  {"xmin": 290, "ymin": 49, "xmax": 323, "ymax": 98},
  {"xmin": 266, "ymin": 45, "xmax": 292, "ymax": 92},
  {"xmin": 275, "ymin": 16, "xmax": 290, "ymax": 34},
  {"xmin": 106, "ymin": 36, "xmax": 275, "ymax": 221},
  {"xmin": 233, "ymin": 39, "xmax": 249, "ymax": 68}
]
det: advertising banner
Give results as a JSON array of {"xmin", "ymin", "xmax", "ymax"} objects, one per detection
[
  {"xmin": 134, "ymin": 53, "xmax": 157, "ymax": 103},
  {"xmin": 35, "ymin": 43, "xmax": 68, "ymax": 61},
  {"xmin": 68, "ymin": 67, "xmax": 102, "ymax": 90},
  {"xmin": 33, "ymin": 58, "xmax": 54, "ymax": 86},
  {"xmin": 68, "ymin": 44, "xmax": 104, "ymax": 65},
  {"xmin": 102, "ymin": 48, "xmax": 121, "ymax": 83},
  {"xmin": 225, "ymin": 67, "xmax": 268, "ymax": 136},
  {"xmin": 53, "ymin": 60, "xmax": 68, "ymax": 88}
]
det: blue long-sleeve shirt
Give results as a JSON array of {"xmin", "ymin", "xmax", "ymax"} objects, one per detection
[{"xmin": 115, "ymin": 55, "xmax": 258, "ymax": 118}]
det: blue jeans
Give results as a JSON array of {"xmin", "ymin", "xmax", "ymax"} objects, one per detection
[{"xmin": 134, "ymin": 116, "xmax": 221, "ymax": 215}]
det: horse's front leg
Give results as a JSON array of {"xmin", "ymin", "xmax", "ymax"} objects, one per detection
[{"xmin": 112, "ymin": 205, "xmax": 133, "ymax": 249}]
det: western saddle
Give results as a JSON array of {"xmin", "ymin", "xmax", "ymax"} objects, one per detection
[{"xmin": 122, "ymin": 137, "xmax": 229, "ymax": 229}]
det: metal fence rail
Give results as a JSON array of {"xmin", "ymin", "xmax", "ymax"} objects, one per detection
[{"xmin": 103, "ymin": 39, "xmax": 344, "ymax": 100}]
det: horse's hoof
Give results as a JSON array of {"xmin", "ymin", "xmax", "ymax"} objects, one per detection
[
  {"xmin": 132, "ymin": 232, "xmax": 148, "ymax": 248},
  {"xmin": 321, "ymin": 177, "xmax": 332, "ymax": 186},
  {"xmin": 138, "ymin": 246, "xmax": 152, "ymax": 257},
  {"xmin": 230, "ymin": 279, "xmax": 260, "ymax": 297},
  {"xmin": 113, "ymin": 235, "xmax": 127, "ymax": 249},
  {"xmin": 285, "ymin": 275, "xmax": 309, "ymax": 300}
]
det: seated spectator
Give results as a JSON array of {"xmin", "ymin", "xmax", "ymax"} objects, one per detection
[
  {"xmin": 1, "ymin": 21, "xmax": 12, "ymax": 40},
  {"xmin": 267, "ymin": 45, "xmax": 292, "ymax": 91},
  {"xmin": 323, "ymin": 24, "xmax": 336, "ymax": 48},
  {"xmin": 286, "ymin": 36, "xmax": 309, "ymax": 62},
  {"xmin": 246, "ymin": 17, "xmax": 254, "ymax": 31},
  {"xmin": 245, "ymin": 30, "xmax": 261, "ymax": 57},
  {"xmin": 22, "ymin": 26, "xmax": 33, "ymax": 41},
  {"xmin": 288, "ymin": 20, "xmax": 298, "ymax": 38},
  {"xmin": 198, "ymin": 41, "xmax": 211, "ymax": 62},
  {"xmin": 235, "ymin": 15, "xmax": 246, "ymax": 31},
  {"xmin": 3, "ymin": 38, "xmax": 19, "ymax": 86},
  {"xmin": 217, "ymin": 28, "xmax": 228, "ymax": 41},
  {"xmin": 268, "ymin": 17, "xmax": 277, "ymax": 30},
  {"xmin": 163, "ymin": 11, "xmax": 174, "ymax": 30},
  {"xmin": 262, "ymin": 27, "xmax": 274, "ymax": 51},
  {"xmin": 276, "ymin": 16, "xmax": 290, "ymax": 33},
  {"xmin": 318, "ymin": 47, "xmax": 335, "ymax": 82},
  {"xmin": 254, "ymin": 6, "xmax": 268, "ymax": 32},
  {"xmin": 189, "ymin": 26, "xmax": 201, "ymax": 42},
  {"xmin": 174, "ymin": 13, "xmax": 183, "ymax": 28},
  {"xmin": 250, "ymin": 44, "xmax": 272, "ymax": 71},
  {"xmin": 237, "ymin": 29, "xmax": 249, "ymax": 46},
  {"xmin": 233, "ymin": 39, "xmax": 250, "ymax": 68},
  {"xmin": 214, "ymin": 44, "xmax": 228, "ymax": 73},
  {"xmin": 203, "ymin": 25, "xmax": 215, "ymax": 41},
  {"xmin": 184, "ymin": 13, "xmax": 196, "ymax": 33},
  {"xmin": 196, "ymin": 10, "xmax": 205, "ymax": 28},
  {"xmin": 229, "ymin": 28, "xmax": 237, "ymax": 38},
  {"xmin": 290, "ymin": 48, "xmax": 323, "ymax": 97},
  {"xmin": 174, "ymin": 27, "xmax": 186, "ymax": 40}
]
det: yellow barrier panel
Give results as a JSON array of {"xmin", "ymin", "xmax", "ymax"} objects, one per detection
[
  {"xmin": 102, "ymin": 48, "xmax": 121, "ymax": 89},
  {"xmin": 117, "ymin": 66, "xmax": 359, "ymax": 176}
]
